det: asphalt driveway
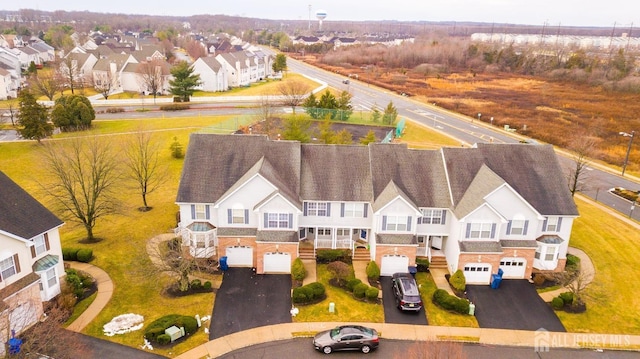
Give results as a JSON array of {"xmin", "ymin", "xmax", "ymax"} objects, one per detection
[
  {"xmin": 380, "ymin": 277, "xmax": 428, "ymax": 325},
  {"xmin": 466, "ymin": 280, "xmax": 565, "ymax": 332},
  {"xmin": 209, "ymin": 268, "xmax": 292, "ymax": 340}
]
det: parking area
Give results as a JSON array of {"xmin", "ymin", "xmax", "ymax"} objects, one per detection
[
  {"xmin": 209, "ymin": 268, "xmax": 292, "ymax": 340},
  {"xmin": 380, "ymin": 277, "xmax": 428, "ymax": 325},
  {"xmin": 466, "ymin": 280, "xmax": 565, "ymax": 332}
]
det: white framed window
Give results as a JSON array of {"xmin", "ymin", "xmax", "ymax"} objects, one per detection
[
  {"xmin": 509, "ymin": 219, "xmax": 527, "ymax": 235},
  {"xmin": 306, "ymin": 202, "xmax": 329, "ymax": 216},
  {"xmin": 343, "ymin": 203, "xmax": 364, "ymax": 218},
  {"xmin": 384, "ymin": 215, "xmax": 408, "ymax": 231},
  {"xmin": 467, "ymin": 222, "xmax": 494, "ymax": 239},
  {"xmin": 545, "ymin": 246, "xmax": 557, "ymax": 261},
  {"xmin": 267, "ymin": 213, "xmax": 290, "ymax": 229},
  {"xmin": 194, "ymin": 204, "xmax": 206, "ymax": 220},
  {"xmin": 417, "ymin": 236, "xmax": 427, "ymax": 244},
  {"xmin": 34, "ymin": 235, "xmax": 47, "ymax": 256},
  {"xmin": 545, "ymin": 217, "xmax": 562, "ymax": 232},
  {"xmin": 46, "ymin": 267, "xmax": 57, "ymax": 288},
  {"xmin": 232, "ymin": 208, "xmax": 245, "ymax": 224},
  {"xmin": 0, "ymin": 255, "xmax": 17, "ymax": 281},
  {"xmin": 336, "ymin": 228, "xmax": 350, "ymax": 236},
  {"xmin": 420, "ymin": 209, "xmax": 444, "ymax": 224},
  {"xmin": 318, "ymin": 228, "xmax": 332, "ymax": 236}
]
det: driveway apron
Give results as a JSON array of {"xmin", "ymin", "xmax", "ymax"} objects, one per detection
[
  {"xmin": 466, "ymin": 280, "xmax": 565, "ymax": 332},
  {"xmin": 209, "ymin": 268, "xmax": 292, "ymax": 340},
  {"xmin": 380, "ymin": 277, "xmax": 428, "ymax": 325}
]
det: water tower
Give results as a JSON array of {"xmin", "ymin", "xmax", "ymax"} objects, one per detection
[{"xmin": 316, "ymin": 10, "xmax": 327, "ymax": 30}]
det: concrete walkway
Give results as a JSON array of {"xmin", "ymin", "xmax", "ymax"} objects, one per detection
[
  {"xmin": 301, "ymin": 260, "xmax": 317, "ymax": 286},
  {"xmin": 429, "ymin": 268, "xmax": 455, "ymax": 295},
  {"xmin": 66, "ymin": 262, "xmax": 113, "ymax": 332}
]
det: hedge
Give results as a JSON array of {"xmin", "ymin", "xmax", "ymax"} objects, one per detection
[
  {"xmin": 559, "ymin": 292, "xmax": 574, "ymax": 305},
  {"xmin": 432, "ymin": 289, "xmax": 470, "ymax": 314},
  {"xmin": 156, "ymin": 334, "xmax": 171, "ymax": 345},
  {"xmin": 353, "ymin": 283, "xmax": 368, "ymax": 299},
  {"xmin": 292, "ymin": 282, "xmax": 325, "ymax": 304},
  {"xmin": 449, "ymin": 269, "xmax": 466, "ymax": 293},
  {"xmin": 76, "ymin": 249, "xmax": 93, "ymax": 262},
  {"xmin": 62, "ymin": 248, "xmax": 93, "ymax": 262},
  {"xmin": 316, "ymin": 249, "xmax": 351, "ymax": 264},
  {"xmin": 346, "ymin": 278, "xmax": 362, "ymax": 292},
  {"xmin": 366, "ymin": 261, "xmax": 380, "ymax": 280},
  {"xmin": 365, "ymin": 286, "xmax": 379, "ymax": 300},
  {"xmin": 416, "ymin": 258, "xmax": 430, "ymax": 272},
  {"xmin": 144, "ymin": 314, "xmax": 198, "ymax": 343},
  {"xmin": 292, "ymin": 258, "xmax": 307, "ymax": 281},
  {"xmin": 160, "ymin": 104, "xmax": 190, "ymax": 111},
  {"xmin": 551, "ymin": 297, "xmax": 565, "ymax": 310}
]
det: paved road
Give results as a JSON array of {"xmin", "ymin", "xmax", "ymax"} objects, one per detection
[
  {"xmin": 218, "ymin": 337, "xmax": 640, "ymax": 359},
  {"xmin": 287, "ymin": 57, "xmax": 640, "ymax": 221}
]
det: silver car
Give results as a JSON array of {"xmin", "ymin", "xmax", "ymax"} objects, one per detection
[{"xmin": 313, "ymin": 325, "xmax": 379, "ymax": 354}]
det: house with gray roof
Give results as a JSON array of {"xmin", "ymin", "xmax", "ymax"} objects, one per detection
[
  {"xmin": 191, "ymin": 56, "xmax": 228, "ymax": 92},
  {"xmin": 175, "ymin": 134, "xmax": 578, "ymax": 284},
  {"xmin": 0, "ymin": 171, "xmax": 65, "ymax": 356}
]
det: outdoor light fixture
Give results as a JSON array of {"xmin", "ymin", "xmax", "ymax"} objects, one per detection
[{"xmin": 619, "ymin": 131, "xmax": 635, "ymax": 176}]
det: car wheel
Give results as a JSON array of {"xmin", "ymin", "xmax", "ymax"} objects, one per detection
[
  {"xmin": 361, "ymin": 345, "xmax": 371, "ymax": 354},
  {"xmin": 323, "ymin": 346, "xmax": 332, "ymax": 354}
]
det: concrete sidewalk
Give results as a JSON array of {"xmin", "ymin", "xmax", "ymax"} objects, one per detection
[
  {"xmin": 538, "ymin": 247, "xmax": 595, "ymax": 302},
  {"xmin": 66, "ymin": 262, "xmax": 113, "ymax": 332}
]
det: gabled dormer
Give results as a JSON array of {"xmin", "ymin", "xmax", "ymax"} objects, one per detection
[{"xmin": 373, "ymin": 181, "xmax": 421, "ymax": 234}]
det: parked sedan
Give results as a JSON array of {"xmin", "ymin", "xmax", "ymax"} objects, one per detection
[{"xmin": 313, "ymin": 325, "xmax": 379, "ymax": 354}]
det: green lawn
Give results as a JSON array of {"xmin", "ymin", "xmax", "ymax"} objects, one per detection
[
  {"xmin": 416, "ymin": 272, "xmax": 479, "ymax": 328},
  {"xmin": 555, "ymin": 199, "xmax": 640, "ymax": 334},
  {"xmin": 293, "ymin": 264, "xmax": 384, "ymax": 323}
]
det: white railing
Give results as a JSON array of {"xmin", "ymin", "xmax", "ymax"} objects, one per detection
[
  {"xmin": 316, "ymin": 238, "xmax": 333, "ymax": 248},
  {"xmin": 335, "ymin": 239, "xmax": 352, "ymax": 249}
]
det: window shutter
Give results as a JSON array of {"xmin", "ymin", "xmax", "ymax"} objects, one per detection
[
  {"xmin": 442, "ymin": 210, "xmax": 447, "ymax": 225},
  {"xmin": 326, "ymin": 203, "xmax": 331, "ymax": 217},
  {"xmin": 30, "ymin": 246, "xmax": 36, "ymax": 258},
  {"xmin": 407, "ymin": 217, "xmax": 412, "ymax": 231},
  {"xmin": 191, "ymin": 205, "xmax": 196, "ymax": 219},
  {"xmin": 363, "ymin": 204, "xmax": 368, "ymax": 218},
  {"xmin": 417, "ymin": 217, "xmax": 422, "ymax": 224},
  {"xmin": 557, "ymin": 217, "xmax": 563, "ymax": 231},
  {"xmin": 227, "ymin": 209, "xmax": 232, "ymax": 224},
  {"xmin": 13, "ymin": 254, "xmax": 20, "ymax": 274},
  {"xmin": 523, "ymin": 220, "xmax": 529, "ymax": 235},
  {"xmin": 506, "ymin": 220, "xmax": 512, "ymax": 235},
  {"xmin": 465, "ymin": 223, "xmax": 471, "ymax": 238},
  {"xmin": 490, "ymin": 223, "xmax": 496, "ymax": 238},
  {"xmin": 205, "ymin": 205, "xmax": 210, "ymax": 220},
  {"xmin": 303, "ymin": 202, "xmax": 308, "ymax": 216},
  {"xmin": 542, "ymin": 218, "xmax": 548, "ymax": 231},
  {"xmin": 382, "ymin": 216, "xmax": 387, "ymax": 230},
  {"xmin": 244, "ymin": 209, "xmax": 249, "ymax": 224},
  {"xmin": 289, "ymin": 213, "xmax": 293, "ymax": 228},
  {"xmin": 341, "ymin": 203, "xmax": 345, "ymax": 217},
  {"xmin": 264, "ymin": 213, "xmax": 268, "ymax": 227},
  {"xmin": 44, "ymin": 233, "xmax": 50, "ymax": 250}
]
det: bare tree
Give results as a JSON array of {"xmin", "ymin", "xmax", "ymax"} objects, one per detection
[
  {"xmin": 394, "ymin": 340, "xmax": 467, "ymax": 359},
  {"xmin": 551, "ymin": 261, "xmax": 594, "ymax": 311},
  {"xmin": 12, "ymin": 304, "xmax": 90, "ymax": 359},
  {"xmin": 92, "ymin": 70, "xmax": 115, "ymax": 100},
  {"xmin": 145, "ymin": 237, "xmax": 204, "ymax": 293},
  {"xmin": 58, "ymin": 56, "xmax": 80, "ymax": 94},
  {"xmin": 3, "ymin": 102, "xmax": 18, "ymax": 126},
  {"xmin": 277, "ymin": 79, "xmax": 310, "ymax": 114},
  {"xmin": 41, "ymin": 137, "xmax": 120, "ymax": 242},
  {"xmin": 137, "ymin": 60, "xmax": 168, "ymax": 103},
  {"xmin": 27, "ymin": 70, "xmax": 62, "ymax": 101},
  {"xmin": 256, "ymin": 94, "xmax": 276, "ymax": 122},
  {"xmin": 124, "ymin": 130, "xmax": 168, "ymax": 211},
  {"xmin": 566, "ymin": 137, "xmax": 598, "ymax": 197}
]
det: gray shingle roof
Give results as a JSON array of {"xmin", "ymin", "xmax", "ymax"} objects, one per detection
[
  {"xmin": 0, "ymin": 171, "xmax": 63, "ymax": 240},
  {"xmin": 500, "ymin": 239, "xmax": 538, "ymax": 248},
  {"xmin": 453, "ymin": 164, "xmax": 505, "ymax": 218},
  {"xmin": 459, "ymin": 241, "xmax": 503, "ymax": 253},
  {"xmin": 376, "ymin": 233, "xmax": 416, "ymax": 245},
  {"xmin": 256, "ymin": 230, "xmax": 298, "ymax": 242},
  {"xmin": 300, "ymin": 144, "xmax": 372, "ymax": 201},
  {"xmin": 443, "ymin": 144, "xmax": 578, "ymax": 216},
  {"xmin": 176, "ymin": 134, "xmax": 300, "ymax": 204},
  {"xmin": 217, "ymin": 228, "xmax": 257, "ymax": 237}
]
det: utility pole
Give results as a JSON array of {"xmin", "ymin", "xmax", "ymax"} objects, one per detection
[{"xmin": 620, "ymin": 130, "xmax": 635, "ymax": 176}]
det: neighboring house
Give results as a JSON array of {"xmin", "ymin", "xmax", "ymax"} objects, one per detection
[
  {"xmin": 215, "ymin": 50, "xmax": 271, "ymax": 88},
  {"xmin": 91, "ymin": 53, "xmax": 138, "ymax": 92},
  {"xmin": 13, "ymin": 46, "xmax": 40, "ymax": 69},
  {"xmin": 0, "ymin": 68, "xmax": 16, "ymax": 100},
  {"xmin": 0, "ymin": 171, "xmax": 65, "ymax": 357},
  {"xmin": 192, "ymin": 56, "xmax": 228, "ymax": 92},
  {"xmin": 120, "ymin": 59, "xmax": 172, "ymax": 94},
  {"xmin": 29, "ymin": 41, "xmax": 56, "ymax": 63},
  {"xmin": 175, "ymin": 134, "xmax": 578, "ymax": 284}
]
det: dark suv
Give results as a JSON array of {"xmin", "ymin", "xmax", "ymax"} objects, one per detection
[{"xmin": 391, "ymin": 272, "xmax": 423, "ymax": 312}]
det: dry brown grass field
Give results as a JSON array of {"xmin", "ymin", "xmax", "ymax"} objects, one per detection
[{"xmin": 304, "ymin": 56, "xmax": 640, "ymax": 174}]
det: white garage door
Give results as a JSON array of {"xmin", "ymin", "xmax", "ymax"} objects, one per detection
[
  {"xmin": 463, "ymin": 263, "xmax": 492, "ymax": 284},
  {"xmin": 263, "ymin": 252, "xmax": 291, "ymax": 273},
  {"xmin": 500, "ymin": 257, "xmax": 527, "ymax": 279},
  {"xmin": 226, "ymin": 246, "xmax": 253, "ymax": 267},
  {"xmin": 380, "ymin": 254, "xmax": 409, "ymax": 276}
]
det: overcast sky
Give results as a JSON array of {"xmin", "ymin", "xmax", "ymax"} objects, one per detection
[{"xmin": 2, "ymin": 1, "xmax": 639, "ymax": 28}]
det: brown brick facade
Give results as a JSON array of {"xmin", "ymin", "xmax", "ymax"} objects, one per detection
[
  {"xmin": 458, "ymin": 248, "xmax": 536, "ymax": 279},
  {"xmin": 375, "ymin": 245, "xmax": 417, "ymax": 267}
]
